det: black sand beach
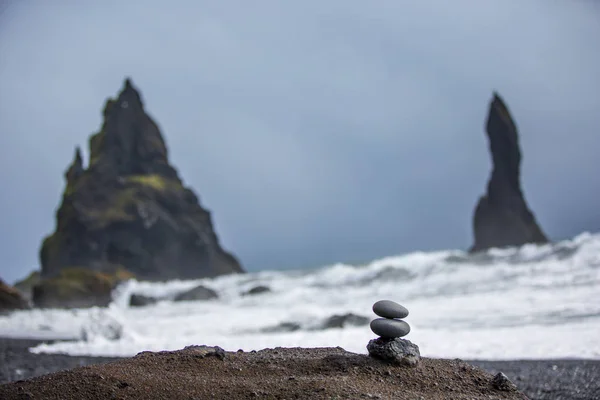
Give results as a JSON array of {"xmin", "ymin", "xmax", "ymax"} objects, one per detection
[
  {"xmin": 0, "ymin": 338, "xmax": 122, "ymax": 384},
  {"xmin": 0, "ymin": 338, "xmax": 598, "ymax": 399},
  {"xmin": 468, "ymin": 359, "xmax": 600, "ymax": 400}
]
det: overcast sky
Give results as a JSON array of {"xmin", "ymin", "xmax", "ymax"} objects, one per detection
[{"xmin": 1, "ymin": 1, "xmax": 599, "ymax": 284}]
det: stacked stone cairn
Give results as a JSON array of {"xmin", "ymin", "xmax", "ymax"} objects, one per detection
[{"xmin": 366, "ymin": 299, "xmax": 421, "ymax": 367}]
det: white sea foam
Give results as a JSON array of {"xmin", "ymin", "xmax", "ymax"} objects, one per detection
[{"xmin": 1, "ymin": 232, "xmax": 599, "ymax": 360}]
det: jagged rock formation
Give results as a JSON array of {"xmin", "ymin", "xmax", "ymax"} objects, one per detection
[
  {"xmin": 36, "ymin": 78, "xmax": 243, "ymax": 307},
  {"xmin": 470, "ymin": 92, "xmax": 548, "ymax": 252}
]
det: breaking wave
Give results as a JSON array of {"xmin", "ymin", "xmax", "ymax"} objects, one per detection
[{"xmin": 1, "ymin": 232, "xmax": 599, "ymax": 360}]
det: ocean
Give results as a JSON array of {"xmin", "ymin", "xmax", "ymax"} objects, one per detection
[{"xmin": 1, "ymin": 232, "xmax": 599, "ymax": 361}]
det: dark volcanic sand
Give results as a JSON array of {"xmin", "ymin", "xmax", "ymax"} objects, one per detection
[
  {"xmin": 469, "ymin": 359, "xmax": 600, "ymax": 400},
  {"xmin": 0, "ymin": 344, "xmax": 526, "ymax": 400},
  {"xmin": 0, "ymin": 338, "xmax": 598, "ymax": 399},
  {"xmin": 0, "ymin": 338, "xmax": 121, "ymax": 384}
]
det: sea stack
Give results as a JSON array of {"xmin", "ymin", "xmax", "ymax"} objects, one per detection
[
  {"xmin": 470, "ymin": 92, "xmax": 548, "ymax": 252},
  {"xmin": 367, "ymin": 300, "xmax": 420, "ymax": 366},
  {"xmin": 33, "ymin": 78, "xmax": 243, "ymax": 308}
]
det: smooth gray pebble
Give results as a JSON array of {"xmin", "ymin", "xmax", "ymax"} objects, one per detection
[
  {"xmin": 370, "ymin": 318, "xmax": 410, "ymax": 338},
  {"xmin": 373, "ymin": 300, "xmax": 409, "ymax": 319}
]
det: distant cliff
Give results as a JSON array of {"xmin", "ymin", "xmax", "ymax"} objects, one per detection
[
  {"xmin": 470, "ymin": 92, "xmax": 548, "ymax": 252},
  {"xmin": 35, "ymin": 79, "xmax": 243, "ymax": 307}
]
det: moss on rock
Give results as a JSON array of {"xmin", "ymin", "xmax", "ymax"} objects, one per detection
[
  {"xmin": 126, "ymin": 174, "xmax": 169, "ymax": 191},
  {"xmin": 32, "ymin": 266, "xmax": 135, "ymax": 309},
  {"xmin": 88, "ymin": 130, "xmax": 104, "ymax": 167},
  {"xmin": 13, "ymin": 271, "xmax": 41, "ymax": 302},
  {"xmin": 86, "ymin": 188, "xmax": 140, "ymax": 227}
]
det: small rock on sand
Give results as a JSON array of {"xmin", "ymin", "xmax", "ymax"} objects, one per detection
[
  {"xmin": 491, "ymin": 372, "xmax": 518, "ymax": 391},
  {"xmin": 367, "ymin": 337, "xmax": 421, "ymax": 367}
]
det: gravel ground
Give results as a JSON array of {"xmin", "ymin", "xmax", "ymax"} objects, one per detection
[
  {"xmin": 0, "ymin": 345, "xmax": 526, "ymax": 399},
  {"xmin": 1, "ymin": 338, "xmax": 598, "ymax": 399},
  {"xmin": 468, "ymin": 359, "xmax": 600, "ymax": 400}
]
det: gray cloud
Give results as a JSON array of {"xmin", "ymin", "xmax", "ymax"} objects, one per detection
[{"xmin": 1, "ymin": 0, "xmax": 599, "ymax": 283}]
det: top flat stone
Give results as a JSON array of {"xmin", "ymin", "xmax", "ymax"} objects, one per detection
[{"xmin": 372, "ymin": 300, "xmax": 409, "ymax": 319}]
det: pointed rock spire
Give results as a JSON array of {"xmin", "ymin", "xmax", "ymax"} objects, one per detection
[
  {"xmin": 38, "ymin": 78, "xmax": 243, "ymax": 308},
  {"xmin": 118, "ymin": 77, "xmax": 145, "ymax": 110},
  {"xmin": 64, "ymin": 146, "xmax": 84, "ymax": 184},
  {"xmin": 470, "ymin": 92, "xmax": 548, "ymax": 252},
  {"xmin": 90, "ymin": 78, "xmax": 176, "ymax": 179}
]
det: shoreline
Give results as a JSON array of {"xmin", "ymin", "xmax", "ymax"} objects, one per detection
[
  {"xmin": 1, "ymin": 338, "xmax": 598, "ymax": 399},
  {"xmin": 0, "ymin": 337, "xmax": 122, "ymax": 385}
]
